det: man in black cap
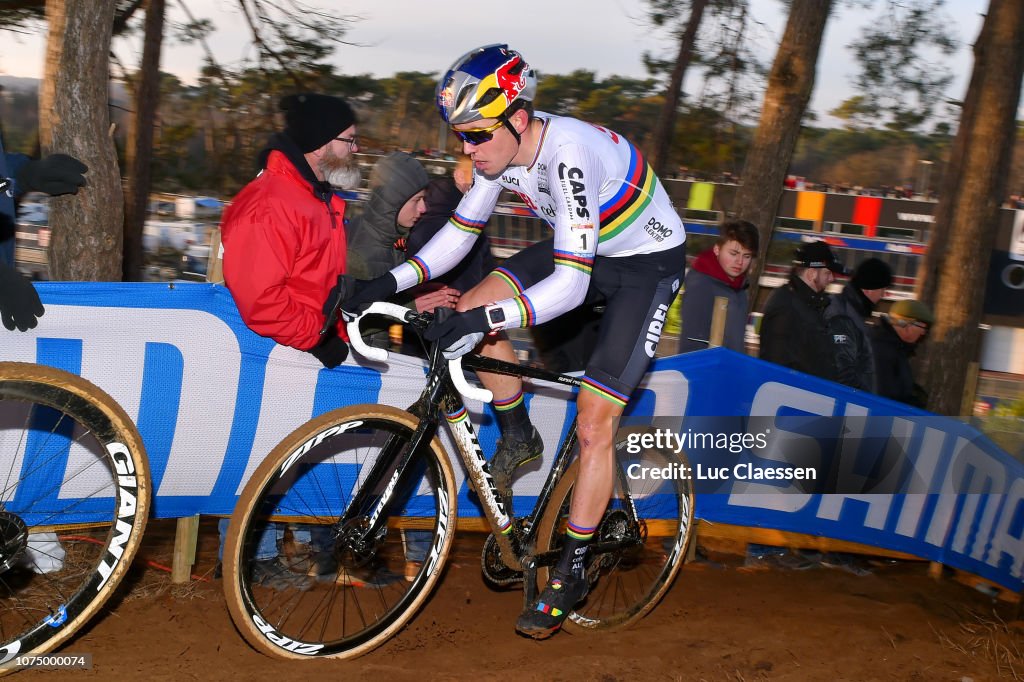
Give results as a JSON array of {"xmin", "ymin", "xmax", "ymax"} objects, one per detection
[
  {"xmin": 220, "ymin": 92, "xmax": 358, "ymax": 368},
  {"xmin": 826, "ymin": 257, "xmax": 893, "ymax": 392},
  {"xmin": 760, "ymin": 240, "xmax": 846, "ymax": 381},
  {"xmin": 217, "ymin": 93, "xmax": 359, "ymax": 590}
]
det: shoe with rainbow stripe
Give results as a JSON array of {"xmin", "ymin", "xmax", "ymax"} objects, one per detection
[{"xmin": 515, "ymin": 570, "xmax": 588, "ymax": 639}]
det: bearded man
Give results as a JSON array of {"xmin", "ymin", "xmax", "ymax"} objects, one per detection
[{"xmin": 220, "ymin": 93, "xmax": 359, "ymax": 368}]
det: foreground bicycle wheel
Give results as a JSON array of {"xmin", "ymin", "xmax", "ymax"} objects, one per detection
[
  {"xmin": 536, "ymin": 432, "xmax": 694, "ymax": 632},
  {"xmin": 0, "ymin": 362, "xmax": 150, "ymax": 674},
  {"xmin": 224, "ymin": 405, "xmax": 457, "ymax": 660}
]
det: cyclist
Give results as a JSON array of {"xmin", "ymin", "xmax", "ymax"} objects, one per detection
[{"xmin": 341, "ymin": 44, "xmax": 686, "ymax": 638}]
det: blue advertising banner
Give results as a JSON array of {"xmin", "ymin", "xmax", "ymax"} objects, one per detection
[{"xmin": 2, "ymin": 282, "xmax": 1022, "ymax": 592}]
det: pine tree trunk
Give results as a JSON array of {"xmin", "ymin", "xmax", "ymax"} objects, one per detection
[
  {"xmin": 123, "ymin": 0, "xmax": 165, "ymax": 281},
  {"xmin": 650, "ymin": 0, "xmax": 708, "ymax": 177},
  {"xmin": 40, "ymin": 0, "xmax": 122, "ymax": 281},
  {"xmin": 915, "ymin": 0, "xmax": 1024, "ymax": 415},
  {"xmin": 731, "ymin": 0, "xmax": 832, "ymax": 306}
]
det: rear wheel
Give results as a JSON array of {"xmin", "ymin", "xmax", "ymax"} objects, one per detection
[
  {"xmin": 0, "ymin": 362, "xmax": 150, "ymax": 673},
  {"xmin": 223, "ymin": 405, "xmax": 457, "ymax": 660},
  {"xmin": 536, "ymin": 431, "xmax": 693, "ymax": 632}
]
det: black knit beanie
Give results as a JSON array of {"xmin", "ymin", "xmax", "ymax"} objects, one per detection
[
  {"xmin": 280, "ymin": 93, "xmax": 357, "ymax": 153},
  {"xmin": 851, "ymin": 257, "xmax": 894, "ymax": 290}
]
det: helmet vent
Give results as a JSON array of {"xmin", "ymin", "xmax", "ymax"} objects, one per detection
[{"xmin": 473, "ymin": 87, "xmax": 503, "ymax": 110}]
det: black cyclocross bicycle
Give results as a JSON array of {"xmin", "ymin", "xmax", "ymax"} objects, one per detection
[{"xmin": 223, "ymin": 302, "xmax": 693, "ymax": 660}]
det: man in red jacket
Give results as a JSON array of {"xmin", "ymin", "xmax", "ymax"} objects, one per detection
[
  {"xmin": 221, "ymin": 93, "xmax": 359, "ymax": 367},
  {"xmin": 218, "ymin": 93, "xmax": 360, "ymax": 590}
]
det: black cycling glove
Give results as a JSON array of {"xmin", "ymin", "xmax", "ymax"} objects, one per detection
[
  {"xmin": 338, "ymin": 273, "xmax": 398, "ymax": 323},
  {"xmin": 307, "ymin": 334, "xmax": 349, "ymax": 369},
  {"xmin": 423, "ymin": 306, "xmax": 489, "ymax": 360},
  {"xmin": 15, "ymin": 154, "xmax": 88, "ymax": 196},
  {"xmin": 0, "ymin": 264, "xmax": 45, "ymax": 332}
]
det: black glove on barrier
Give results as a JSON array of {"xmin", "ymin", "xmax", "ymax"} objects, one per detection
[
  {"xmin": 423, "ymin": 306, "xmax": 489, "ymax": 359},
  {"xmin": 16, "ymin": 154, "xmax": 88, "ymax": 196},
  {"xmin": 337, "ymin": 273, "xmax": 398, "ymax": 323},
  {"xmin": 0, "ymin": 264, "xmax": 45, "ymax": 332},
  {"xmin": 307, "ymin": 334, "xmax": 349, "ymax": 369}
]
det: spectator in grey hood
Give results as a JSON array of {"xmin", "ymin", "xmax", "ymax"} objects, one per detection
[{"xmin": 346, "ymin": 152, "xmax": 461, "ymax": 345}]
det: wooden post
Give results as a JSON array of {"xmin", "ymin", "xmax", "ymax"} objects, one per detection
[
  {"xmin": 684, "ymin": 297, "xmax": 729, "ymax": 564},
  {"xmin": 171, "ymin": 515, "xmax": 200, "ymax": 583},
  {"xmin": 708, "ymin": 296, "xmax": 728, "ymax": 348},
  {"xmin": 206, "ymin": 227, "xmax": 224, "ymax": 284},
  {"xmin": 169, "ymin": 237, "xmax": 227, "ymax": 583}
]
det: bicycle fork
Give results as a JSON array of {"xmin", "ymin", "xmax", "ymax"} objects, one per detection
[{"xmin": 332, "ymin": 414, "xmax": 441, "ymax": 561}]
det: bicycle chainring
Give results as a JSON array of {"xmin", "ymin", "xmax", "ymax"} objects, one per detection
[{"xmin": 480, "ymin": 533, "xmax": 523, "ymax": 587}]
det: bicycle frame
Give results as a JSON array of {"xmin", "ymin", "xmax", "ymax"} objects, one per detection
[{"xmin": 337, "ymin": 307, "xmax": 644, "ymax": 579}]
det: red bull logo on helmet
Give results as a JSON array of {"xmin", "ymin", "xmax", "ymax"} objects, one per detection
[
  {"xmin": 494, "ymin": 55, "xmax": 526, "ymax": 102},
  {"xmin": 438, "ymin": 78, "xmax": 456, "ymax": 117}
]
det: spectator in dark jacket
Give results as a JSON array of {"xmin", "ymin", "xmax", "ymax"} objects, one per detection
[
  {"xmin": 825, "ymin": 257, "xmax": 893, "ymax": 392},
  {"xmin": 679, "ymin": 219, "xmax": 759, "ymax": 353},
  {"xmin": 870, "ymin": 298, "xmax": 934, "ymax": 408},
  {"xmin": 759, "ymin": 241, "xmax": 846, "ymax": 381},
  {"xmin": 1, "ymin": 130, "xmax": 87, "ymax": 266}
]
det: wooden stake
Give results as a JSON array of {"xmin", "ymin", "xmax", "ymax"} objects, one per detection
[
  {"xmin": 171, "ymin": 515, "xmax": 200, "ymax": 583},
  {"xmin": 206, "ymin": 227, "xmax": 224, "ymax": 284},
  {"xmin": 709, "ymin": 296, "xmax": 728, "ymax": 348}
]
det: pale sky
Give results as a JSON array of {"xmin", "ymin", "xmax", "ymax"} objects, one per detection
[{"xmin": 0, "ymin": 0, "xmax": 988, "ymax": 128}]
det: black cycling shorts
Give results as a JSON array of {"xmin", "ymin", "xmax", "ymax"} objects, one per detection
[{"xmin": 492, "ymin": 239, "xmax": 686, "ymax": 406}]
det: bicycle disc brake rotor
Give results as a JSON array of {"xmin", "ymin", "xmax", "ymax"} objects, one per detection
[
  {"xmin": 480, "ymin": 533, "xmax": 523, "ymax": 587},
  {"xmin": 336, "ymin": 517, "xmax": 386, "ymax": 568},
  {"xmin": 0, "ymin": 511, "xmax": 29, "ymax": 573}
]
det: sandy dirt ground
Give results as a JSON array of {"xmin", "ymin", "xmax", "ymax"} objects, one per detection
[{"xmin": 16, "ymin": 519, "xmax": 1024, "ymax": 681}]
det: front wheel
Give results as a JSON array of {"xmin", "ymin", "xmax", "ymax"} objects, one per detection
[
  {"xmin": 0, "ymin": 362, "xmax": 150, "ymax": 673},
  {"xmin": 223, "ymin": 405, "xmax": 458, "ymax": 660},
  {"xmin": 536, "ymin": 431, "xmax": 694, "ymax": 632}
]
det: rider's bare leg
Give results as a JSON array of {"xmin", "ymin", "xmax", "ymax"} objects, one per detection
[{"xmin": 567, "ymin": 388, "xmax": 620, "ymax": 528}]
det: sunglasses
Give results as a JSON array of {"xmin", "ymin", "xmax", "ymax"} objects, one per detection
[{"xmin": 451, "ymin": 119, "xmax": 505, "ymax": 145}]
